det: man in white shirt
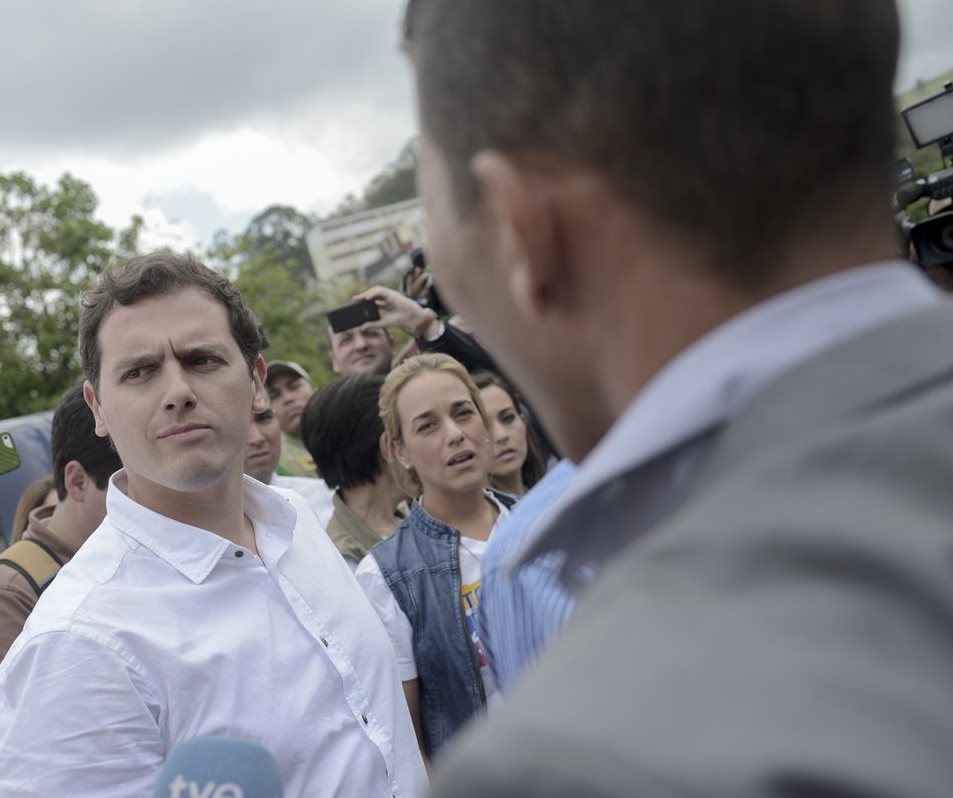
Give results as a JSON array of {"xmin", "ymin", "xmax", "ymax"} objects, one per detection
[
  {"xmin": 244, "ymin": 395, "xmax": 334, "ymax": 528},
  {"xmin": 0, "ymin": 251, "xmax": 427, "ymax": 797}
]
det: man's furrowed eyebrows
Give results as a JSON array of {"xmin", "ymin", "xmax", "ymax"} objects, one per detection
[
  {"xmin": 175, "ymin": 343, "xmax": 230, "ymax": 360},
  {"xmin": 112, "ymin": 354, "xmax": 158, "ymax": 375}
]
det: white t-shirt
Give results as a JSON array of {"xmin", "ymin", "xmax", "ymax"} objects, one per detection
[{"xmin": 356, "ymin": 493, "xmax": 509, "ymax": 710}]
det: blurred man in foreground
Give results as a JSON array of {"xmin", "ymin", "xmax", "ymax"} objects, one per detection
[{"xmin": 404, "ymin": 0, "xmax": 953, "ymax": 795}]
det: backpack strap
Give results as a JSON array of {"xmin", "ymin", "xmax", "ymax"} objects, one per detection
[{"xmin": 0, "ymin": 540, "xmax": 64, "ymax": 597}]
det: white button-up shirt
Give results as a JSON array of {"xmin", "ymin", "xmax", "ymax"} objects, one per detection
[{"xmin": 0, "ymin": 471, "xmax": 428, "ymax": 798}]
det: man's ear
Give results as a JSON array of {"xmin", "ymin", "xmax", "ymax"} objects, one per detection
[
  {"xmin": 63, "ymin": 460, "xmax": 90, "ymax": 502},
  {"xmin": 83, "ymin": 380, "xmax": 110, "ymax": 438},
  {"xmin": 251, "ymin": 355, "xmax": 268, "ymax": 414},
  {"xmin": 471, "ymin": 150, "xmax": 571, "ymax": 318}
]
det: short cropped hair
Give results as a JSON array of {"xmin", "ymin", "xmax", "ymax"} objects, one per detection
[
  {"xmin": 51, "ymin": 384, "xmax": 123, "ymax": 500},
  {"xmin": 405, "ymin": 0, "xmax": 900, "ymax": 284},
  {"xmin": 80, "ymin": 251, "xmax": 262, "ymax": 392},
  {"xmin": 300, "ymin": 374, "xmax": 387, "ymax": 491}
]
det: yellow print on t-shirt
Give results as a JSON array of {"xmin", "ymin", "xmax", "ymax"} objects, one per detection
[{"xmin": 461, "ymin": 579, "xmax": 487, "ymax": 667}]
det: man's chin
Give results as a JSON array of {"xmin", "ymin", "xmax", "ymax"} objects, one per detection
[{"xmin": 348, "ymin": 354, "xmax": 389, "ymax": 376}]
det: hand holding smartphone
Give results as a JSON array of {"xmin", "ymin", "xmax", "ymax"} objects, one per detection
[{"xmin": 327, "ymin": 299, "xmax": 381, "ymax": 333}]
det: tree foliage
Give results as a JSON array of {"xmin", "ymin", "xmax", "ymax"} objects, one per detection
[
  {"xmin": 206, "ymin": 208, "xmax": 365, "ymax": 389},
  {"xmin": 329, "ymin": 138, "xmax": 419, "ymax": 218},
  {"xmin": 0, "ymin": 172, "xmax": 140, "ymax": 419}
]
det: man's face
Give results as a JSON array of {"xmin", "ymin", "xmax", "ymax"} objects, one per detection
[
  {"xmin": 416, "ymin": 130, "xmax": 583, "ymax": 457},
  {"xmin": 84, "ymin": 287, "xmax": 266, "ymax": 508},
  {"xmin": 244, "ymin": 403, "xmax": 282, "ymax": 484},
  {"xmin": 328, "ymin": 323, "xmax": 394, "ymax": 376},
  {"xmin": 266, "ymin": 372, "xmax": 313, "ymax": 438}
]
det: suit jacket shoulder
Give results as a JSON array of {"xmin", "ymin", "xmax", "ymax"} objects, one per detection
[{"xmin": 432, "ymin": 302, "xmax": 953, "ymax": 798}]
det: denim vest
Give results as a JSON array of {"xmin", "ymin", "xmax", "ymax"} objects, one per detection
[{"xmin": 370, "ymin": 491, "xmax": 517, "ymax": 757}]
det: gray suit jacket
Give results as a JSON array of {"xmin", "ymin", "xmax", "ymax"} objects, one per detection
[{"xmin": 432, "ymin": 303, "xmax": 953, "ymax": 798}]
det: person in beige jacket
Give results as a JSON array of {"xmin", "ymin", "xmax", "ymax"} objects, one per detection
[{"xmin": 0, "ymin": 384, "xmax": 121, "ymax": 659}]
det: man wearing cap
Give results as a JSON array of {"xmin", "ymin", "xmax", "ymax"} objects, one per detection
[{"xmin": 264, "ymin": 360, "xmax": 317, "ymax": 477}]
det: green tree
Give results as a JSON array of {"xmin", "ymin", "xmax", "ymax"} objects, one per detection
[
  {"xmin": 0, "ymin": 172, "xmax": 137, "ymax": 419},
  {"xmin": 207, "ymin": 209, "xmax": 365, "ymax": 388},
  {"xmin": 242, "ymin": 205, "xmax": 316, "ymax": 285},
  {"xmin": 362, "ymin": 139, "xmax": 418, "ymax": 210},
  {"xmin": 329, "ymin": 138, "xmax": 419, "ymax": 218}
]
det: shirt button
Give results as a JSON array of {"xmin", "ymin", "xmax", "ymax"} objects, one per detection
[
  {"xmin": 361, "ymin": 713, "xmax": 369, "ymax": 725},
  {"xmin": 234, "ymin": 551, "xmax": 244, "ymax": 558},
  {"xmin": 320, "ymin": 637, "xmax": 329, "ymax": 647}
]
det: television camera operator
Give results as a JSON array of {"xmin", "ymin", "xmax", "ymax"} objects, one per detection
[{"xmin": 895, "ymin": 82, "xmax": 953, "ymax": 287}]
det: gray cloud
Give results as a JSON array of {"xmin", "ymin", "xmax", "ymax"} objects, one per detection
[
  {"xmin": 3, "ymin": 1, "xmax": 950, "ymax": 158},
  {"xmin": 145, "ymin": 188, "xmax": 255, "ymax": 243},
  {"xmin": 0, "ymin": 0, "xmax": 411, "ymax": 155},
  {"xmin": 897, "ymin": 0, "xmax": 953, "ymax": 90}
]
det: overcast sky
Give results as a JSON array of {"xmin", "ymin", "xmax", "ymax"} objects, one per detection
[{"xmin": 0, "ymin": 0, "xmax": 949, "ymax": 249}]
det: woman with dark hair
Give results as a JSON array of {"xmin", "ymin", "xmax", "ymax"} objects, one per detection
[
  {"xmin": 356, "ymin": 354, "xmax": 516, "ymax": 760},
  {"xmin": 472, "ymin": 371, "xmax": 546, "ymax": 496},
  {"xmin": 299, "ymin": 374, "xmax": 406, "ymax": 568}
]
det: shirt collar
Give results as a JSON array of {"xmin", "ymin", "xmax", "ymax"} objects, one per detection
[
  {"xmin": 105, "ymin": 470, "xmax": 299, "ymax": 583},
  {"xmin": 518, "ymin": 261, "xmax": 941, "ymax": 564}
]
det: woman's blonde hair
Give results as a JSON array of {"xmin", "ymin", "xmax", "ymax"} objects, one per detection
[{"xmin": 379, "ymin": 353, "xmax": 489, "ymax": 496}]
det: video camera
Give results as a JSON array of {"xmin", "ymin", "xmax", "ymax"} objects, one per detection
[{"xmin": 895, "ymin": 83, "xmax": 953, "ymax": 269}]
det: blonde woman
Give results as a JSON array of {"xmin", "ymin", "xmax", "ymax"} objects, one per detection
[{"xmin": 356, "ymin": 354, "xmax": 517, "ymax": 759}]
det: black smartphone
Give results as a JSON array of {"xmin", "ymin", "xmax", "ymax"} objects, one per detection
[{"xmin": 327, "ymin": 299, "xmax": 381, "ymax": 333}]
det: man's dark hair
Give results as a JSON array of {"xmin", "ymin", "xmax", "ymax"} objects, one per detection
[
  {"xmin": 79, "ymin": 250, "xmax": 263, "ymax": 392},
  {"xmin": 404, "ymin": 0, "xmax": 900, "ymax": 285},
  {"xmin": 52, "ymin": 384, "xmax": 123, "ymax": 500},
  {"xmin": 300, "ymin": 374, "xmax": 386, "ymax": 491}
]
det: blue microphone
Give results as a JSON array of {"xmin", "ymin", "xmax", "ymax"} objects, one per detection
[{"xmin": 153, "ymin": 736, "xmax": 283, "ymax": 798}]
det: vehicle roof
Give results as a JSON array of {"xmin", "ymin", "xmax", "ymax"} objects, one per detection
[{"xmin": 0, "ymin": 410, "xmax": 55, "ymax": 546}]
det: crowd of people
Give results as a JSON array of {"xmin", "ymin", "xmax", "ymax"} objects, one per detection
[{"xmin": 2, "ymin": 0, "xmax": 953, "ymax": 796}]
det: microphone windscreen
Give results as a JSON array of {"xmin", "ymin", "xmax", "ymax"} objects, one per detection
[{"xmin": 153, "ymin": 736, "xmax": 283, "ymax": 798}]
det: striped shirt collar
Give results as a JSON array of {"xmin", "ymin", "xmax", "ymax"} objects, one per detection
[{"xmin": 516, "ymin": 261, "xmax": 942, "ymax": 566}]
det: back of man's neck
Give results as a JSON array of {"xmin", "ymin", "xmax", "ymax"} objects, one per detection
[{"xmin": 584, "ymin": 217, "xmax": 900, "ymax": 454}]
